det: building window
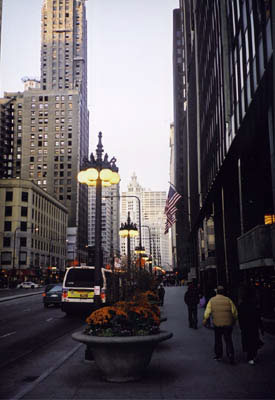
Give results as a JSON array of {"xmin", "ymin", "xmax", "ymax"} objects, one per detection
[
  {"xmin": 3, "ymin": 237, "xmax": 11, "ymax": 247},
  {"xmin": 19, "ymin": 251, "xmax": 27, "ymax": 265},
  {"xmin": 5, "ymin": 206, "xmax": 12, "ymax": 217},
  {"xmin": 20, "ymin": 237, "xmax": 27, "ymax": 247},
  {"xmin": 4, "ymin": 221, "xmax": 12, "ymax": 232},
  {"xmin": 21, "ymin": 207, "xmax": 28, "ymax": 217},
  {"xmin": 21, "ymin": 192, "xmax": 28, "ymax": 202},
  {"xmin": 6, "ymin": 191, "xmax": 13, "ymax": 201},
  {"xmin": 1, "ymin": 252, "xmax": 12, "ymax": 265},
  {"xmin": 20, "ymin": 221, "xmax": 27, "ymax": 231}
]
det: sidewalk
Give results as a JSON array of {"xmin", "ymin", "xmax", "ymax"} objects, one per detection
[{"xmin": 17, "ymin": 286, "xmax": 275, "ymax": 399}]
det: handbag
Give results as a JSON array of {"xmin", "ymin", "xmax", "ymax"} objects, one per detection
[{"xmin": 199, "ymin": 296, "xmax": 206, "ymax": 308}]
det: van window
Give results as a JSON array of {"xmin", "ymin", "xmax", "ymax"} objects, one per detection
[
  {"xmin": 64, "ymin": 268, "xmax": 103, "ymax": 288},
  {"xmin": 104, "ymin": 270, "xmax": 112, "ymax": 288}
]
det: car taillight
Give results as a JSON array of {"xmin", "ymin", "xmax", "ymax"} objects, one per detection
[
  {"xmin": 62, "ymin": 290, "xmax": 68, "ymax": 300},
  {"xmin": 42, "ymin": 293, "xmax": 46, "ymax": 297},
  {"xmin": 101, "ymin": 289, "xmax": 106, "ymax": 302}
]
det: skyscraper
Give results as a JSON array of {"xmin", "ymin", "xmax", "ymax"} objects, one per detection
[
  {"xmin": 40, "ymin": 0, "xmax": 89, "ymax": 262},
  {"xmin": 174, "ymin": 0, "xmax": 274, "ymax": 301},
  {"xmin": 0, "ymin": 0, "xmax": 89, "ymax": 265},
  {"xmin": 121, "ymin": 173, "xmax": 171, "ymax": 270}
]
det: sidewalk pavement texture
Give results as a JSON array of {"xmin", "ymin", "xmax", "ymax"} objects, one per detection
[{"xmin": 13, "ymin": 286, "xmax": 275, "ymax": 399}]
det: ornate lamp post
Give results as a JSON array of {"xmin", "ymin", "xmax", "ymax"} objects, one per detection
[
  {"xmin": 119, "ymin": 212, "xmax": 138, "ymax": 272},
  {"xmin": 77, "ymin": 132, "xmax": 120, "ymax": 307}
]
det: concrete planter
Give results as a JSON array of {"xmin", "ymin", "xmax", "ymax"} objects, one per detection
[{"xmin": 72, "ymin": 330, "xmax": 173, "ymax": 382}]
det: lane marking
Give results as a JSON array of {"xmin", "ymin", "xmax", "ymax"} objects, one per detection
[
  {"xmin": 23, "ymin": 308, "xmax": 31, "ymax": 312},
  {"xmin": 13, "ymin": 343, "xmax": 82, "ymax": 400},
  {"xmin": 0, "ymin": 331, "xmax": 16, "ymax": 339},
  {"xmin": 46, "ymin": 318, "xmax": 53, "ymax": 322}
]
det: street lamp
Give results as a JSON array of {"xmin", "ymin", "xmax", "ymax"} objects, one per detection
[
  {"xmin": 119, "ymin": 212, "xmax": 138, "ymax": 272},
  {"xmin": 77, "ymin": 132, "xmax": 120, "ymax": 307}
]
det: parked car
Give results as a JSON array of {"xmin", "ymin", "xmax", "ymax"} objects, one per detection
[
  {"xmin": 43, "ymin": 285, "xmax": 62, "ymax": 308},
  {"xmin": 17, "ymin": 281, "xmax": 40, "ymax": 289}
]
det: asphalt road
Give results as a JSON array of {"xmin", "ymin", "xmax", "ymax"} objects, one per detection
[
  {"xmin": 0, "ymin": 291, "xmax": 86, "ymax": 399},
  {"xmin": 0, "ymin": 291, "xmax": 86, "ymax": 368}
]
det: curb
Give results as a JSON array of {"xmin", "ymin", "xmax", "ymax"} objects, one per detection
[{"xmin": 0, "ymin": 291, "xmax": 43, "ymax": 303}]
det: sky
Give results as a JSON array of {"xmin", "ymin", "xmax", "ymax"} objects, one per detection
[{"xmin": 0, "ymin": 0, "xmax": 179, "ymax": 192}]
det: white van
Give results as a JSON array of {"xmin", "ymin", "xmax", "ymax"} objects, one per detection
[{"xmin": 61, "ymin": 266, "xmax": 113, "ymax": 315}]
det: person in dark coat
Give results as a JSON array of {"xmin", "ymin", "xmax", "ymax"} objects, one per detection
[
  {"xmin": 184, "ymin": 281, "xmax": 200, "ymax": 329},
  {"xmin": 238, "ymin": 286, "xmax": 264, "ymax": 365},
  {"xmin": 158, "ymin": 283, "xmax": 165, "ymax": 306}
]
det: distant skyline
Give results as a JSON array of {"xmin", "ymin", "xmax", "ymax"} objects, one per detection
[{"xmin": 0, "ymin": 0, "xmax": 178, "ymax": 192}]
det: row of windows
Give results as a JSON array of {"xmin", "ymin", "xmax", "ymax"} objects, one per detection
[
  {"xmin": 5, "ymin": 191, "xmax": 28, "ymax": 202},
  {"xmin": 30, "ymin": 117, "xmax": 73, "ymax": 124},
  {"xmin": 4, "ymin": 206, "xmax": 28, "ymax": 218},
  {"xmin": 227, "ymin": 0, "xmax": 271, "ymax": 144},
  {"xmin": 3, "ymin": 187, "xmax": 68, "ymax": 222},
  {"xmin": 29, "ymin": 140, "xmax": 72, "ymax": 148},
  {"xmin": 29, "ymin": 129, "xmax": 73, "ymax": 138},
  {"xmin": 2, "ymin": 238, "xmax": 66, "ymax": 254},
  {"xmin": 30, "ymin": 102, "xmax": 73, "ymax": 109}
]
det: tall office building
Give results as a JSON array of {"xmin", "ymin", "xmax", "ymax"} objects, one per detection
[
  {"xmin": 174, "ymin": 0, "xmax": 274, "ymax": 305},
  {"xmin": 41, "ymin": 0, "xmax": 89, "ymax": 262},
  {"xmin": 1, "ymin": 0, "xmax": 89, "ymax": 264},
  {"xmin": 121, "ymin": 174, "xmax": 171, "ymax": 270}
]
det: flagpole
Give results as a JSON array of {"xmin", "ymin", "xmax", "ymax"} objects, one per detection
[{"xmin": 168, "ymin": 181, "xmax": 179, "ymax": 192}]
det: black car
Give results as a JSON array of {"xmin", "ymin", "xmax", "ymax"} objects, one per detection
[
  {"xmin": 44, "ymin": 283, "xmax": 61, "ymax": 293},
  {"xmin": 43, "ymin": 285, "xmax": 62, "ymax": 308}
]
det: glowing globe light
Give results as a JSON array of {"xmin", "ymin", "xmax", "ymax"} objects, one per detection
[
  {"xmin": 77, "ymin": 170, "xmax": 88, "ymax": 184},
  {"xmin": 129, "ymin": 229, "xmax": 139, "ymax": 238},
  {"xmin": 100, "ymin": 168, "xmax": 113, "ymax": 181},
  {"xmin": 86, "ymin": 168, "xmax": 98, "ymax": 181},
  {"xmin": 119, "ymin": 229, "xmax": 128, "ymax": 237},
  {"xmin": 110, "ymin": 172, "xmax": 120, "ymax": 184}
]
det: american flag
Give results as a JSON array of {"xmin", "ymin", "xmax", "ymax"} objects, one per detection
[{"xmin": 164, "ymin": 186, "xmax": 182, "ymax": 234}]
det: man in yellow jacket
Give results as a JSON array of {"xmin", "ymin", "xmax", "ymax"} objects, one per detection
[{"xmin": 203, "ymin": 285, "xmax": 238, "ymax": 364}]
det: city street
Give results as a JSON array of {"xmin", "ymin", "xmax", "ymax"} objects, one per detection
[
  {"xmin": 0, "ymin": 290, "xmax": 85, "ymax": 399},
  {"xmin": 0, "ymin": 286, "xmax": 274, "ymax": 400}
]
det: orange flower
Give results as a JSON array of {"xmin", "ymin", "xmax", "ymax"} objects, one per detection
[{"xmin": 86, "ymin": 306, "xmax": 127, "ymax": 325}]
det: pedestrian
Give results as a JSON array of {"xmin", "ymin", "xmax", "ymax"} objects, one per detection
[
  {"xmin": 184, "ymin": 281, "xmax": 200, "ymax": 329},
  {"xmin": 238, "ymin": 286, "xmax": 264, "ymax": 365},
  {"xmin": 158, "ymin": 283, "xmax": 165, "ymax": 306},
  {"xmin": 203, "ymin": 285, "xmax": 238, "ymax": 364}
]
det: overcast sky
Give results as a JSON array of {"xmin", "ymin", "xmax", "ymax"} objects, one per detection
[{"xmin": 0, "ymin": 0, "xmax": 178, "ymax": 192}]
